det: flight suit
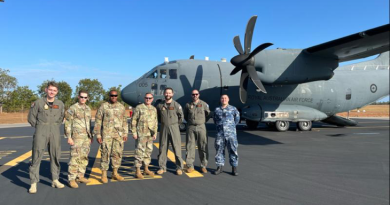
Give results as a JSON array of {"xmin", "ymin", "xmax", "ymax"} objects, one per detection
[
  {"xmin": 184, "ymin": 99, "xmax": 210, "ymax": 169},
  {"xmin": 156, "ymin": 100, "xmax": 184, "ymax": 171},
  {"xmin": 213, "ymin": 105, "xmax": 240, "ymax": 167},
  {"xmin": 64, "ymin": 103, "xmax": 92, "ymax": 181},
  {"xmin": 93, "ymin": 102, "xmax": 128, "ymax": 171},
  {"xmin": 131, "ymin": 103, "xmax": 158, "ymax": 168},
  {"xmin": 28, "ymin": 98, "xmax": 65, "ymax": 184}
]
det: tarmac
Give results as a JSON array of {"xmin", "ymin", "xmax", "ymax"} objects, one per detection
[{"xmin": 0, "ymin": 118, "xmax": 388, "ymax": 205}]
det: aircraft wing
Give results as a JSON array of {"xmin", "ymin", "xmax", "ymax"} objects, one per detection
[{"xmin": 304, "ymin": 24, "xmax": 390, "ymax": 62}]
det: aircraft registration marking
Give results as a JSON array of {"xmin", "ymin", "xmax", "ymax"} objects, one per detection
[{"xmin": 154, "ymin": 143, "xmax": 203, "ymax": 178}]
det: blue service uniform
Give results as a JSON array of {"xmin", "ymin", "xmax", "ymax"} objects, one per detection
[{"xmin": 213, "ymin": 105, "xmax": 240, "ymax": 167}]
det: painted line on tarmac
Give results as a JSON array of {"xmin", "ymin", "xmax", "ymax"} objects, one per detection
[
  {"xmin": 0, "ymin": 150, "xmax": 32, "ymax": 174},
  {"xmin": 313, "ymin": 125, "xmax": 389, "ymax": 130},
  {"xmin": 154, "ymin": 143, "xmax": 203, "ymax": 178},
  {"xmin": 86, "ymin": 149, "xmax": 103, "ymax": 185},
  {"xmin": 0, "ymin": 137, "xmax": 4, "ymax": 140}
]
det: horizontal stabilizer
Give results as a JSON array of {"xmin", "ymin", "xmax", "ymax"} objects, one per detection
[
  {"xmin": 305, "ymin": 24, "xmax": 390, "ymax": 62},
  {"xmin": 322, "ymin": 115, "xmax": 358, "ymax": 127}
]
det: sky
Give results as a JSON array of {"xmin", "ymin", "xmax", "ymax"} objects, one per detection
[{"xmin": 0, "ymin": 0, "xmax": 389, "ymax": 101}]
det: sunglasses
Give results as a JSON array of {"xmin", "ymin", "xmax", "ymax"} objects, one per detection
[
  {"xmin": 192, "ymin": 93, "xmax": 199, "ymax": 96},
  {"xmin": 110, "ymin": 95, "xmax": 118, "ymax": 97},
  {"xmin": 79, "ymin": 96, "xmax": 88, "ymax": 99},
  {"xmin": 145, "ymin": 97, "xmax": 153, "ymax": 100}
]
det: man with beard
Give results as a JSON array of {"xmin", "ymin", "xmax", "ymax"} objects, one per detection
[{"xmin": 156, "ymin": 87, "xmax": 184, "ymax": 175}]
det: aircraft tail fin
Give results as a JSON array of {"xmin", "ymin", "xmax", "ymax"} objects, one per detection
[{"xmin": 321, "ymin": 115, "xmax": 358, "ymax": 127}]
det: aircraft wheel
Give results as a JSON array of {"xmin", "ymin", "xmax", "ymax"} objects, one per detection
[
  {"xmin": 275, "ymin": 121, "xmax": 290, "ymax": 132},
  {"xmin": 179, "ymin": 123, "xmax": 187, "ymax": 132},
  {"xmin": 297, "ymin": 121, "xmax": 312, "ymax": 131},
  {"xmin": 246, "ymin": 120, "xmax": 259, "ymax": 129}
]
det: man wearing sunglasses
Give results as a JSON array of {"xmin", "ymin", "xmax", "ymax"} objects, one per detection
[
  {"xmin": 156, "ymin": 87, "xmax": 184, "ymax": 175},
  {"xmin": 64, "ymin": 90, "xmax": 92, "ymax": 188},
  {"xmin": 93, "ymin": 90, "xmax": 128, "ymax": 183},
  {"xmin": 184, "ymin": 90, "xmax": 211, "ymax": 174},
  {"xmin": 131, "ymin": 93, "xmax": 158, "ymax": 179}
]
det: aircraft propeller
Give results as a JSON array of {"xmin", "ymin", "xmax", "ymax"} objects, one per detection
[{"xmin": 230, "ymin": 15, "xmax": 273, "ymax": 103}]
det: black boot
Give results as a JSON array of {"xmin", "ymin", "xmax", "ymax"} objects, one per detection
[
  {"xmin": 232, "ymin": 167, "xmax": 238, "ymax": 176},
  {"xmin": 214, "ymin": 166, "xmax": 223, "ymax": 175}
]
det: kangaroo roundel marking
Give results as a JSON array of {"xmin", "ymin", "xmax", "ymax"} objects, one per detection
[{"xmin": 370, "ymin": 84, "xmax": 377, "ymax": 93}]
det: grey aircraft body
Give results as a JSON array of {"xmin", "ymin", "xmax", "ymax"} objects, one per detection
[{"xmin": 122, "ymin": 16, "xmax": 389, "ymax": 131}]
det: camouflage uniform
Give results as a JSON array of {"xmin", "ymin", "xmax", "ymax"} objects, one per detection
[
  {"xmin": 184, "ymin": 100, "xmax": 210, "ymax": 169},
  {"xmin": 93, "ymin": 102, "xmax": 128, "ymax": 171},
  {"xmin": 156, "ymin": 100, "xmax": 184, "ymax": 171},
  {"xmin": 213, "ymin": 105, "xmax": 240, "ymax": 167},
  {"xmin": 28, "ymin": 98, "xmax": 65, "ymax": 183},
  {"xmin": 131, "ymin": 103, "xmax": 158, "ymax": 168},
  {"xmin": 64, "ymin": 103, "xmax": 92, "ymax": 181}
]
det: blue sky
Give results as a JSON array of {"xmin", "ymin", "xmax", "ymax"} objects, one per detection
[{"xmin": 1, "ymin": 0, "xmax": 389, "ymax": 101}]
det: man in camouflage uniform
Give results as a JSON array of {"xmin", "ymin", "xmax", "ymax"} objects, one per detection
[
  {"xmin": 27, "ymin": 81, "xmax": 65, "ymax": 194},
  {"xmin": 64, "ymin": 90, "xmax": 92, "ymax": 188},
  {"xmin": 213, "ymin": 94, "xmax": 240, "ymax": 176},
  {"xmin": 184, "ymin": 89, "xmax": 210, "ymax": 174},
  {"xmin": 156, "ymin": 87, "xmax": 184, "ymax": 175},
  {"xmin": 93, "ymin": 90, "xmax": 128, "ymax": 183},
  {"xmin": 131, "ymin": 93, "xmax": 157, "ymax": 179}
]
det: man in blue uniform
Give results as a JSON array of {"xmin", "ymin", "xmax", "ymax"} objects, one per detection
[{"xmin": 213, "ymin": 94, "xmax": 240, "ymax": 176}]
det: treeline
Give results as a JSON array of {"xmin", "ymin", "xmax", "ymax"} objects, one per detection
[
  {"xmin": 0, "ymin": 68, "xmax": 127, "ymax": 112},
  {"xmin": 370, "ymin": 101, "xmax": 390, "ymax": 105}
]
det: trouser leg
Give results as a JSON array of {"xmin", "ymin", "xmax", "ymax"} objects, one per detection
[
  {"xmin": 29, "ymin": 134, "xmax": 48, "ymax": 183},
  {"xmin": 48, "ymin": 134, "xmax": 61, "ymax": 181},
  {"xmin": 158, "ymin": 131, "xmax": 168, "ymax": 170},
  {"xmin": 214, "ymin": 135, "xmax": 226, "ymax": 167},
  {"xmin": 100, "ymin": 138, "xmax": 113, "ymax": 171},
  {"xmin": 226, "ymin": 135, "xmax": 239, "ymax": 167},
  {"xmin": 111, "ymin": 138, "xmax": 124, "ymax": 169},
  {"xmin": 185, "ymin": 126, "xmax": 196, "ymax": 168},
  {"xmin": 135, "ymin": 136, "xmax": 147, "ymax": 168},
  {"xmin": 170, "ymin": 127, "xmax": 183, "ymax": 170},
  {"xmin": 144, "ymin": 136, "xmax": 153, "ymax": 166},
  {"xmin": 197, "ymin": 125, "xmax": 208, "ymax": 168}
]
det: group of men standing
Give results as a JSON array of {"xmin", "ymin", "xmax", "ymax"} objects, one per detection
[{"xmin": 27, "ymin": 82, "xmax": 240, "ymax": 194}]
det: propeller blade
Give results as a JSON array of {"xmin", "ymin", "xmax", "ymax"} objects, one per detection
[
  {"xmin": 230, "ymin": 66, "xmax": 242, "ymax": 75},
  {"xmin": 239, "ymin": 70, "xmax": 249, "ymax": 103},
  {"xmin": 246, "ymin": 43, "xmax": 273, "ymax": 60},
  {"xmin": 244, "ymin": 15, "xmax": 257, "ymax": 54},
  {"xmin": 246, "ymin": 65, "xmax": 267, "ymax": 93},
  {"xmin": 233, "ymin": 36, "xmax": 244, "ymax": 55}
]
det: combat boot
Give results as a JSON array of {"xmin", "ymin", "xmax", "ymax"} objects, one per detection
[
  {"xmin": 101, "ymin": 170, "xmax": 108, "ymax": 183},
  {"xmin": 201, "ymin": 167, "xmax": 208, "ymax": 174},
  {"xmin": 156, "ymin": 168, "xmax": 166, "ymax": 175},
  {"xmin": 144, "ymin": 165, "xmax": 154, "ymax": 177},
  {"xmin": 185, "ymin": 166, "xmax": 194, "ymax": 173},
  {"xmin": 176, "ymin": 169, "xmax": 183, "ymax": 176},
  {"xmin": 69, "ymin": 180, "xmax": 78, "ymax": 188},
  {"xmin": 77, "ymin": 176, "xmax": 90, "ymax": 183},
  {"xmin": 135, "ymin": 167, "xmax": 144, "ymax": 179},
  {"xmin": 112, "ymin": 168, "xmax": 125, "ymax": 181},
  {"xmin": 232, "ymin": 167, "xmax": 238, "ymax": 176},
  {"xmin": 214, "ymin": 166, "xmax": 223, "ymax": 175},
  {"xmin": 52, "ymin": 179, "xmax": 65, "ymax": 189},
  {"xmin": 29, "ymin": 183, "xmax": 37, "ymax": 194}
]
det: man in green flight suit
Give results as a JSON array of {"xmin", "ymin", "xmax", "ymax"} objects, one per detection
[
  {"xmin": 156, "ymin": 87, "xmax": 184, "ymax": 175},
  {"xmin": 94, "ymin": 90, "xmax": 128, "ymax": 183},
  {"xmin": 28, "ymin": 81, "xmax": 65, "ymax": 194}
]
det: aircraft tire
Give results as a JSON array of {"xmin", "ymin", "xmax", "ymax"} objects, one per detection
[
  {"xmin": 246, "ymin": 120, "xmax": 259, "ymax": 129},
  {"xmin": 179, "ymin": 123, "xmax": 187, "ymax": 132},
  {"xmin": 275, "ymin": 121, "xmax": 289, "ymax": 132},
  {"xmin": 297, "ymin": 121, "xmax": 312, "ymax": 131}
]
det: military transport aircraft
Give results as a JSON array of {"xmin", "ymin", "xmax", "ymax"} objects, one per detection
[{"xmin": 121, "ymin": 16, "xmax": 390, "ymax": 132}]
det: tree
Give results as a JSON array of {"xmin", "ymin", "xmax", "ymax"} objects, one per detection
[
  {"xmin": 37, "ymin": 80, "xmax": 73, "ymax": 108},
  {"xmin": 0, "ymin": 68, "xmax": 18, "ymax": 113},
  {"xmin": 4, "ymin": 86, "xmax": 37, "ymax": 112},
  {"xmin": 75, "ymin": 79, "xmax": 105, "ymax": 109}
]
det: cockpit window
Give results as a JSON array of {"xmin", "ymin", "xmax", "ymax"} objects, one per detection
[
  {"xmin": 160, "ymin": 84, "xmax": 167, "ymax": 95},
  {"xmin": 169, "ymin": 69, "xmax": 177, "ymax": 79},
  {"xmin": 147, "ymin": 70, "xmax": 158, "ymax": 79},
  {"xmin": 160, "ymin": 69, "xmax": 167, "ymax": 79},
  {"xmin": 151, "ymin": 83, "xmax": 158, "ymax": 95}
]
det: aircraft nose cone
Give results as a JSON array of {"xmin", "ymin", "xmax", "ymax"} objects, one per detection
[{"xmin": 121, "ymin": 82, "xmax": 138, "ymax": 106}]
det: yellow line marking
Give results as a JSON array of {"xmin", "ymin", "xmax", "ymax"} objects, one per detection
[
  {"xmin": 86, "ymin": 149, "xmax": 103, "ymax": 185},
  {"xmin": 312, "ymin": 126, "xmax": 389, "ymax": 130},
  {"xmin": 0, "ymin": 151, "xmax": 32, "ymax": 174},
  {"xmin": 154, "ymin": 143, "xmax": 203, "ymax": 178},
  {"xmin": 0, "ymin": 137, "xmax": 4, "ymax": 140}
]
